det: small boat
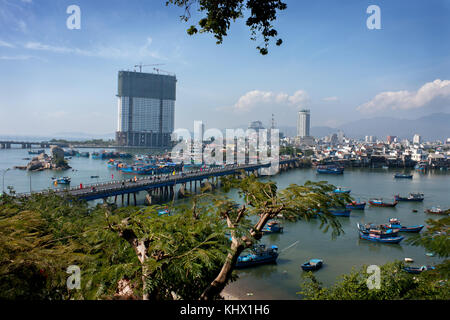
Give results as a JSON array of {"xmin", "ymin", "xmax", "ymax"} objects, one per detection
[
  {"xmin": 357, "ymin": 223, "xmax": 400, "ymax": 237},
  {"xmin": 316, "ymin": 165, "xmax": 344, "ymax": 174},
  {"xmin": 301, "ymin": 259, "xmax": 323, "ymax": 271},
  {"xmin": 333, "ymin": 187, "xmax": 351, "ymax": 194},
  {"xmin": 425, "ymin": 207, "xmax": 449, "ymax": 215},
  {"xmin": 329, "ymin": 209, "xmax": 351, "ymax": 217},
  {"xmin": 346, "ymin": 201, "xmax": 366, "ymax": 210},
  {"xmin": 403, "ymin": 266, "xmax": 435, "ymax": 274},
  {"xmin": 369, "ymin": 199, "xmax": 398, "ymax": 207},
  {"xmin": 158, "ymin": 209, "xmax": 170, "ymax": 216},
  {"xmin": 90, "ymin": 175, "xmax": 99, "ymax": 179},
  {"xmin": 384, "ymin": 218, "xmax": 424, "ymax": 233},
  {"xmin": 384, "ymin": 219, "xmax": 423, "ymax": 233},
  {"xmin": 52, "ymin": 177, "xmax": 71, "ymax": 184},
  {"xmin": 262, "ymin": 221, "xmax": 284, "ymax": 234},
  {"xmin": 358, "ymin": 231, "xmax": 404, "ymax": 244},
  {"xmin": 28, "ymin": 149, "xmax": 45, "ymax": 155},
  {"xmin": 394, "ymin": 173, "xmax": 413, "ymax": 179},
  {"xmin": 394, "ymin": 193, "xmax": 424, "ymax": 202},
  {"xmin": 404, "ymin": 258, "xmax": 414, "ymax": 263},
  {"xmin": 235, "ymin": 244, "xmax": 279, "ymax": 268}
]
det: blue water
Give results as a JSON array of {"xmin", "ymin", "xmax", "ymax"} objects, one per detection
[{"xmin": 1, "ymin": 147, "xmax": 449, "ymax": 299}]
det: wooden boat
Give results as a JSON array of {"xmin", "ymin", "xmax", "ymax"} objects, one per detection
[
  {"xmin": 358, "ymin": 231, "xmax": 404, "ymax": 244},
  {"xmin": 357, "ymin": 223, "xmax": 400, "ymax": 237},
  {"xmin": 425, "ymin": 207, "xmax": 450, "ymax": 215},
  {"xmin": 235, "ymin": 244, "xmax": 278, "ymax": 268},
  {"xmin": 369, "ymin": 199, "xmax": 398, "ymax": 207},
  {"xmin": 52, "ymin": 177, "xmax": 71, "ymax": 184},
  {"xmin": 394, "ymin": 173, "xmax": 413, "ymax": 179},
  {"xmin": 384, "ymin": 218, "xmax": 424, "ymax": 233},
  {"xmin": 403, "ymin": 266, "xmax": 435, "ymax": 274},
  {"xmin": 346, "ymin": 201, "xmax": 366, "ymax": 210},
  {"xmin": 262, "ymin": 221, "xmax": 284, "ymax": 234},
  {"xmin": 329, "ymin": 209, "xmax": 351, "ymax": 217},
  {"xmin": 301, "ymin": 259, "xmax": 323, "ymax": 271},
  {"xmin": 333, "ymin": 187, "xmax": 351, "ymax": 194},
  {"xmin": 394, "ymin": 193, "xmax": 424, "ymax": 202},
  {"xmin": 316, "ymin": 165, "xmax": 344, "ymax": 174}
]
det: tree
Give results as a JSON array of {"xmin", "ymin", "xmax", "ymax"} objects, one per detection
[{"xmin": 166, "ymin": 0, "xmax": 287, "ymax": 55}]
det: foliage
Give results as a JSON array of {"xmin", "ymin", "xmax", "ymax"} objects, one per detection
[
  {"xmin": 299, "ymin": 261, "xmax": 449, "ymax": 300},
  {"xmin": 166, "ymin": 0, "xmax": 287, "ymax": 54}
]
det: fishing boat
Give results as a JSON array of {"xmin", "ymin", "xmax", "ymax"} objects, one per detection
[
  {"xmin": 333, "ymin": 187, "xmax": 351, "ymax": 194},
  {"xmin": 357, "ymin": 223, "xmax": 400, "ymax": 237},
  {"xmin": 403, "ymin": 265, "xmax": 435, "ymax": 274},
  {"xmin": 28, "ymin": 149, "xmax": 44, "ymax": 155},
  {"xmin": 329, "ymin": 209, "xmax": 351, "ymax": 217},
  {"xmin": 369, "ymin": 199, "xmax": 398, "ymax": 207},
  {"xmin": 52, "ymin": 177, "xmax": 71, "ymax": 184},
  {"xmin": 78, "ymin": 152, "xmax": 90, "ymax": 157},
  {"xmin": 301, "ymin": 259, "xmax": 323, "ymax": 271},
  {"xmin": 235, "ymin": 244, "xmax": 279, "ymax": 268},
  {"xmin": 425, "ymin": 207, "xmax": 449, "ymax": 215},
  {"xmin": 394, "ymin": 173, "xmax": 413, "ymax": 179},
  {"xmin": 91, "ymin": 152, "xmax": 102, "ymax": 159},
  {"xmin": 262, "ymin": 221, "xmax": 284, "ymax": 234},
  {"xmin": 394, "ymin": 193, "xmax": 424, "ymax": 202},
  {"xmin": 346, "ymin": 201, "xmax": 366, "ymax": 210},
  {"xmin": 358, "ymin": 230, "xmax": 404, "ymax": 244},
  {"xmin": 316, "ymin": 165, "xmax": 344, "ymax": 174},
  {"xmin": 384, "ymin": 218, "xmax": 424, "ymax": 233}
]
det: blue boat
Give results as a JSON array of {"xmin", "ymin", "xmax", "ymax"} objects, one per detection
[
  {"xmin": 394, "ymin": 193, "xmax": 424, "ymax": 202},
  {"xmin": 235, "ymin": 244, "xmax": 279, "ymax": 268},
  {"xmin": 316, "ymin": 165, "xmax": 344, "ymax": 174},
  {"xmin": 333, "ymin": 187, "xmax": 351, "ymax": 194},
  {"xmin": 28, "ymin": 149, "xmax": 44, "ymax": 155},
  {"xmin": 384, "ymin": 218, "xmax": 424, "ymax": 233},
  {"xmin": 403, "ymin": 266, "xmax": 435, "ymax": 274},
  {"xmin": 358, "ymin": 230, "xmax": 404, "ymax": 244},
  {"xmin": 394, "ymin": 173, "xmax": 413, "ymax": 179},
  {"xmin": 301, "ymin": 259, "xmax": 323, "ymax": 271},
  {"xmin": 52, "ymin": 177, "xmax": 71, "ymax": 185},
  {"xmin": 346, "ymin": 201, "xmax": 366, "ymax": 210},
  {"xmin": 329, "ymin": 209, "xmax": 351, "ymax": 217},
  {"xmin": 262, "ymin": 221, "xmax": 284, "ymax": 234},
  {"xmin": 158, "ymin": 209, "xmax": 170, "ymax": 216}
]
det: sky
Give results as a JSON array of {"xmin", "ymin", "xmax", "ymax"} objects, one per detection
[{"xmin": 0, "ymin": 0, "xmax": 449, "ymax": 136}]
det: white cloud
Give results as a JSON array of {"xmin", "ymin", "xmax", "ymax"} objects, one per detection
[
  {"xmin": 357, "ymin": 79, "xmax": 450, "ymax": 113},
  {"xmin": 233, "ymin": 90, "xmax": 309, "ymax": 113},
  {"xmin": 0, "ymin": 55, "xmax": 32, "ymax": 60},
  {"xmin": 323, "ymin": 96, "xmax": 339, "ymax": 102},
  {"xmin": 0, "ymin": 40, "xmax": 14, "ymax": 48},
  {"xmin": 23, "ymin": 37, "xmax": 166, "ymax": 60}
]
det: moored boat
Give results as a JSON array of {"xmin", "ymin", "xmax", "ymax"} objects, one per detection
[
  {"xmin": 369, "ymin": 199, "xmax": 398, "ymax": 207},
  {"xmin": 235, "ymin": 244, "xmax": 279, "ymax": 268},
  {"xmin": 329, "ymin": 209, "xmax": 351, "ymax": 217},
  {"xmin": 346, "ymin": 201, "xmax": 366, "ymax": 210},
  {"xmin": 333, "ymin": 187, "xmax": 351, "ymax": 194},
  {"xmin": 403, "ymin": 265, "xmax": 435, "ymax": 274},
  {"xmin": 357, "ymin": 223, "xmax": 400, "ymax": 237},
  {"xmin": 358, "ymin": 231, "xmax": 404, "ymax": 244},
  {"xmin": 384, "ymin": 218, "xmax": 424, "ymax": 233},
  {"xmin": 316, "ymin": 165, "xmax": 344, "ymax": 174},
  {"xmin": 301, "ymin": 259, "xmax": 323, "ymax": 271},
  {"xmin": 394, "ymin": 173, "xmax": 413, "ymax": 179},
  {"xmin": 394, "ymin": 193, "xmax": 424, "ymax": 202},
  {"xmin": 262, "ymin": 220, "xmax": 284, "ymax": 234},
  {"xmin": 28, "ymin": 149, "xmax": 45, "ymax": 155},
  {"xmin": 425, "ymin": 207, "xmax": 449, "ymax": 215},
  {"xmin": 52, "ymin": 177, "xmax": 71, "ymax": 184}
]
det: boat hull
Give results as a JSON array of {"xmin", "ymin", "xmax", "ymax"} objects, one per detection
[
  {"xmin": 346, "ymin": 202, "xmax": 366, "ymax": 210},
  {"xmin": 369, "ymin": 201, "xmax": 398, "ymax": 207},
  {"xmin": 359, "ymin": 231, "xmax": 404, "ymax": 244},
  {"xmin": 235, "ymin": 254, "xmax": 278, "ymax": 268}
]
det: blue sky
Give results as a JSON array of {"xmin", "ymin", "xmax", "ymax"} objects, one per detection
[{"xmin": 0, "ymin": 0, "xmax": 449, "ymax": 136}]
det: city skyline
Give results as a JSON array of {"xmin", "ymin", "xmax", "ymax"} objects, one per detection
[{"xmin": 0, "ymin": 0, "xmax": 449, "ymax": 136}]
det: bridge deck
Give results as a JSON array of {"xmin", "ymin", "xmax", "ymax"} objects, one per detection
[{"xmin": 19, "ymin": 159, "xmax": 298, "ymax": 201}]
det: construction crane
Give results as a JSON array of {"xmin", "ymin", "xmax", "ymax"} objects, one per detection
[
  {"xmin": 153, "ymin": 68, "xmax": 176, "ymax": 77},
  {"xmin": 133, "ymin": 63, "xmax": 165, "ymax": 72}
]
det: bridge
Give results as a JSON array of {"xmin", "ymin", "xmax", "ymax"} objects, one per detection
[
  {"xmin": 18, "ymin": 159, "xmax": 303, "ymax": 205},
  {"xmin": 0, "ymin": 140, "xmax": 63, "ymax": 149}
]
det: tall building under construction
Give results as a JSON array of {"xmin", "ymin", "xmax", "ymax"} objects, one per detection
[{"xmin": 115, "ymin": 70, "xmax": 176, "ymax": 147}]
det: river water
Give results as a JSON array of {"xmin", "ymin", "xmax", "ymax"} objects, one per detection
[{"xmin": 1, "ymin": 147, "xmax": 449, "ymax": 299}]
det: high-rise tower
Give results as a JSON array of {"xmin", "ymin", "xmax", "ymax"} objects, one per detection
[
  {"xmin": 297, "ymin": 109, "xmax": 310, "ymax": 138},
  {"xmin": 116, "ymin": 70, "xmax": 176, "ymax": 147}
]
